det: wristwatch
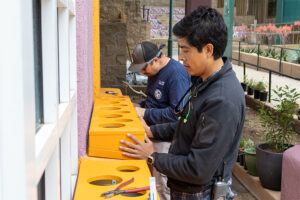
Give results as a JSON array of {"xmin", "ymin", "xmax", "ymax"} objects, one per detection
[{"xmin": 147, "ymin": 155, "xmax": 155, "ymax": 165}]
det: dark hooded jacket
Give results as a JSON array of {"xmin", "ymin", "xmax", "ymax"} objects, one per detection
[{"xmin": 150, "ymin": 57, "xmax": 246, "ymax": 193}]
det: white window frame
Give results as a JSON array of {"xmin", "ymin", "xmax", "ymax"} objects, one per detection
[{"xmin": 0, "ymin": 0, "xmax": 78, "ymax": 200}]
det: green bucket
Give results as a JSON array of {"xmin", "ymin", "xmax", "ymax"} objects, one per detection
[{"xmin": 244, "ymin": 148, "xmax": 258, "ymax": 176}]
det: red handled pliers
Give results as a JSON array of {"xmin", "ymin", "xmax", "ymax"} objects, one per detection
[{"xmin": 100, "ymin": 177, "xmax": 158, "ymax": 198}]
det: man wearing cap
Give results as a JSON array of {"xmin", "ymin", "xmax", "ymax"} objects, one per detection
[
  {"xmin": 129, "ymin": 41, "xmax": 190, "ymax": 126},
  {"xmin": 129, "ymin": 41, "xmax": 190, "ymax": 200}
]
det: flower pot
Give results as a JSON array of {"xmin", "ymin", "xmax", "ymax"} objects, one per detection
[
  {"xmin": 241, "ymin": 83, "xmax": 247, "ymax": 91},
  {"xmin": 244, "ymin": 149, "xmax": 258, "ymax": 176},
  {"xmin": 247, "ymin": 87, "xmax": 254, "ymax": 95},
  {"xmin": 254, "ymin": 90, "xmax": 260, "ymax": 99},
  {"xmin": 256, "ymin": 143, "xmax": 283, "ymax": 191},
  {"xmin": 239, "ymin": 153, "xmax": 245, "ymax": 166},
  {"xmin": 259, "ymin": 91, "xmax": 268, "ymax": 101}
]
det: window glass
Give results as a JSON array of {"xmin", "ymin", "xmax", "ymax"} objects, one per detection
[
  {"xmin": 33, "ymin": 0, "xmax": 44, "ymax": 130},
  {"xmin": 268, "ymin": 0, "xmax": 276, "ymax": 18},
  {"xmin": 37, "ymin": 172, "xmax": 45, "ymax": 200}
]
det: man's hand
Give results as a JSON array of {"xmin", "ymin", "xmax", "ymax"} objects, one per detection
[
  {"xmin": 120, "ymin": 133, "xmax": 155, "ymax": 160},
  {"xmin": 135, "ymin": 107, "xmax": 146, "ymax": 118},
  {"xmin": 132, "ymin": 103, "xmax": 141, "ymax": 108},
  {"xmin": 139, "ymin": 116, "xmax": 154, "ymax": 138}
]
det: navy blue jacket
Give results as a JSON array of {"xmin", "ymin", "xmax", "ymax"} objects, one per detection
[
  {"xmin": 150, "ymin": 57, "xmax": 246, "ymax": 192},
  {"xmin": 141, "ymin": 58, "xmax": 190, "ymax": 125}
]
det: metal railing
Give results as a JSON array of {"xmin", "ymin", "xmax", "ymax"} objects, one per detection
[
  {"xmin": 234, "ymin": 40, "xmax": 300, "ymax": 73},
  {"xmin": 230, "ymin": 57, "xmax": 300, "ymax": 102},
  {"xmin": 141, "ymin": 5, "xmax": 150, "ymax": 22}
]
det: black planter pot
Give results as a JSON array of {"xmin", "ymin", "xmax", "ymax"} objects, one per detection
[
  {"xmin": 247, "ymin": 87, "xmax": 254, "ymax": 95},
  {"xmin": 254, "ymin": 90, "xmax": 260, "ymax": 99},
  {"xmin": 260, "ymin": 91, "xmax": 268, "ymax": 101},
  {"xmin": 241, "ymin": 83, "xmax": 247, "ymax": 91},
  {"xmin": 256, "ymin": 143, "xmax": 283, "ymax": 191},
  {"xmin": 239, "ymin": 153, "xmax": 245, "ymax": 166}
]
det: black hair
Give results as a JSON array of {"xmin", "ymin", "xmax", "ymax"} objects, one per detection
[{"xmin": 173, "ymin": 6, "xmax": 228, "ymax": 59}]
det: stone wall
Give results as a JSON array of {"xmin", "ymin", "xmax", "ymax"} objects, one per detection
[
  {"xmin": 100, "ymin": 0, "xmax": 151, "ymax": 90},
  {"xmin": 100, "ymin": 0, "xmax": 125, "ymax": 23},
  {"xmin": 125, "ymin": 0, "xmax": 151, "ymax": 55},
  {"xmin": 100, "ymin": 22, "xmax": 127, "ymax": 89}
]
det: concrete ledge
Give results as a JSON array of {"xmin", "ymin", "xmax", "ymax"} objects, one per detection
[
  {"xmin": 245, "ymin": 94, "xmax": 300, "ymax": 134},
  {"xmin": 232, "ymin": 164, "xmax": 280, "ymax": 200}
]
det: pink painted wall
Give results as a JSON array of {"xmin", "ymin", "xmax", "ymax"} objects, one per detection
[
  {"xmin": 76, "ymin": 0, "xmax": 94, "ymax": 157},
  {"xmin": 281, "ymin": 144, "xmax": 300, "ymax": 200}
]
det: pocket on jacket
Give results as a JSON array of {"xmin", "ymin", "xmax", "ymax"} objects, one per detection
[{"xmin": 192, "ymin": 113, "xmax": 219, "ymax": 147}]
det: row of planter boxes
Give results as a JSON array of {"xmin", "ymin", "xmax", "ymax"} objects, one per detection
[
  {"xmin": 232, "ymin": 51, "xmax": 300, "ymax": 79},
  {"xmin": 241, "ymin": 82, "xmax": 268, "ymax": 101}
]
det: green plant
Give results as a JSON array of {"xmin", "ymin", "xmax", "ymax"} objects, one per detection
[
  {"xmin": 243, "ymin": 139, "xmax": 255, "ymax": 152},
  {"xmin": 255, "ymin": 81, "xmax": 267, "ymax": 91},
  {"xmin": 259, "ymin": 85, "xmax": 300, "ymax": 152},
  {"xmin": 286, "ymin": 45, "xmax": 300, "ymax": 64},
  {"xmin": 243, "ymin": 74, "xmax": 248, "ymax": 84},
  {"xmin": 248, "ymin": 78, "xmax": 255, "ymax": 89},
  {"xmin": 239, "ymin": 136, "xmax": 245, "ymax": 152}
]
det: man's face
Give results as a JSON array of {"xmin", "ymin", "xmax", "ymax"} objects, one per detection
[
  {"xmin": 140, "ymin": 58, "xmax": 160, "ymax": 76},
  {"xmin": 178, "ymin": 37, "xmax": 208, "ymax": 77}
]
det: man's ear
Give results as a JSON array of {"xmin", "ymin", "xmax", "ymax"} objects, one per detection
[
  {"xmin": 153, "ymin": 57, "xmax": 159, "ymax": 63},
  {"xmin": 204, "ymin": 43, "xmax": 214, "ymax": 58}
]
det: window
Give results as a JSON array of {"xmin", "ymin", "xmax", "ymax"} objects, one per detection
[
  {"xmin": 37, "ymin": 172, "xmax": 45, "ymax": 200},
  {"xmin": 268, "ymin": 0, "xmax": 276, "ymax": 18},
  {"xmin": 33, "ymin": 0, "xmax": 44, "ymax": 129}
]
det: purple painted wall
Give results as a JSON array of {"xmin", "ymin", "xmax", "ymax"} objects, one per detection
[
  {"xmin": 76, "ymin": 0, "xmax": 94, "ymax": 157},
  {"xmin": 281, "ymin": 144, "xmax": 300, "ymax": 200}
]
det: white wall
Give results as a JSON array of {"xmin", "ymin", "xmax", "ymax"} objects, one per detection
[{"xmin": 0, "ymin": 0, "xmax": 77, "ymax": 199}]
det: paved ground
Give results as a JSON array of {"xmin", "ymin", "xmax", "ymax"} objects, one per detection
[{"xmin": 232, "ymin": 175, "xmax": 256, "ymax": 200}]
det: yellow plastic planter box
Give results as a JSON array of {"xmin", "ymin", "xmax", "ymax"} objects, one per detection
[
  {"xmin": 74, "ymin": 157, "xmax": 159, "ymax": 200},
  {"xmin": 88, "ymin": 118, "xmax": 145, "ymax": 159}
]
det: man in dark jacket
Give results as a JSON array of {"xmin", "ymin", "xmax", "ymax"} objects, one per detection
[{"xmin": 120, "ymin": 6, "xmax": 245, "ymax": 200}]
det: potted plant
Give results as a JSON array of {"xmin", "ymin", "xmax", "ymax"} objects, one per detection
[
  {"xmin": 241, "ymin": 75, "xmax": 248, "ymax": 91},
  {"xmin": 257, "ymin": 85, "xmax": 300, "ymax": 190},
  {"xmin": 254, "ymin": 81, "xmax": 264, "ymax": 99},
  {"xmin": 243, "ymin": 139, "xmax": 258, "ymax": 176},
  {"xmin": 247, "ymin": 79, "xmax": 255, "ymax": 96},
  {"xmin": 237, "ymin": 137, "xmax": 245, "ymax": 166},
  {"xmin": 259, "ymin": 82, "xmax": 268, "ymax": 102}
]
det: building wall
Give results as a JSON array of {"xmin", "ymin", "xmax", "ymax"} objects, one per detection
[
  {"xmin": 140, "ymin": 0, "xmax": 185, "ymax": 7},
  {"xmin": 76, "ymin": 0, "xmax": 94, "ymax": 157},
  {"xmin": 125, "ymin": 0, "xmax": 150, "ymax": 55},
  {"xmin": 100, "ymin": 22, "xmax": 127, "ymax": 89}
]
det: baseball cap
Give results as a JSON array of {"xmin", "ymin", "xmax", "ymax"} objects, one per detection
[{"xmin": 128, "ymin": 41, "xmax": 166, "ymax": 72}]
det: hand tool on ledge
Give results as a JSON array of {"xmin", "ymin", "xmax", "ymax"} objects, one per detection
[{"xmin": 100, "ymin": 177, "xmax": 159, "ymax": 199}]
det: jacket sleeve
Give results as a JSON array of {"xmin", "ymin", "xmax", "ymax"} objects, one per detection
[
  {"xmin": 150, "ymin": 121, "xmax": 178, "ymax": 142},
  {"xmin": 152, "ymin": 98, "xmax": 241, "ymax": 185},
  {"xmin": 143, "ymin": 76, "xmax": 190, "ymax": 125}
]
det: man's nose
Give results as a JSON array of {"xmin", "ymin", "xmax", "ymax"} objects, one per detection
[{"xmin": 179, "ymin": 53, "xmax": 185, "ymax": 61}]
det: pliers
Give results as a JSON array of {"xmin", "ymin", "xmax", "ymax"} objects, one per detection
[{"xmin": 100, "ymin": 177, "xmax": 157, "ymax": 199}]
